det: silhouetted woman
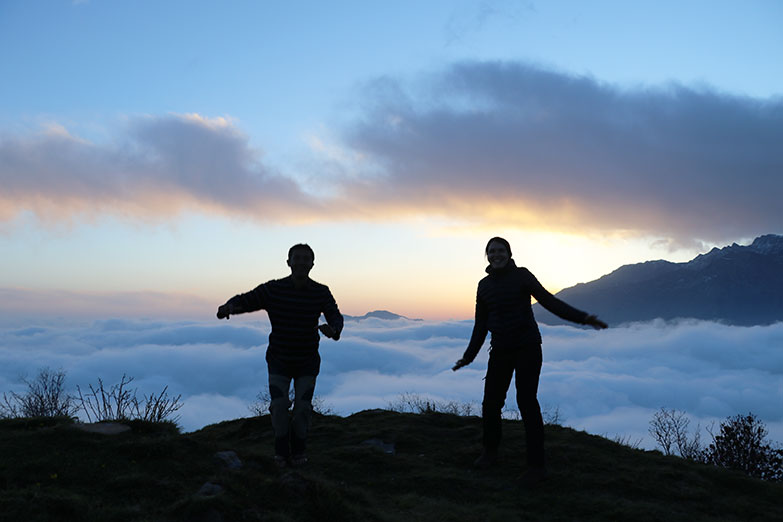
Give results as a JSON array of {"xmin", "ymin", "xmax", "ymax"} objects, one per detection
[{"xmin": 453, "ymin": 237, "xmax": 607, "ymax": 484}]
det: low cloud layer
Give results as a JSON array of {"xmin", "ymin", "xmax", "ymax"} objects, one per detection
[
  {"xmin": 2, "ymin": 62, "xmax": 781, "ymax": 244},
  {"xmin": 1, "ymin": 315, "xmax": 781, "ymax": 449}
]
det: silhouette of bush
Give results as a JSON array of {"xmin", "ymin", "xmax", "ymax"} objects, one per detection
[
  {"xmin": 76, "ymin": 374, "xmax": 183, "ymax": 425},
  {"xmin": 703, "ymin": 413, "xmax": 783, "ymax": 481},
  {"xmin": 386, "ymin": 392, "xmax": 479, "ymax": 416},
  {"xmin": 0, "ymin": 367, "xmax": 79, "ymax": 419},
  {"xmin": 611, "ymin": 433, "xmax": 644, "ymax": 449},
  {"xmin": 649, "ymin": 407, "xmax": 702, "ymax": 459},
  {"xmin": 385, "ymin": 392, "xmax": 564, "ymax": 425}
]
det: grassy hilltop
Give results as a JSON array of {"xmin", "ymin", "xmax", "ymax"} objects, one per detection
[{"xmin": 1, "ymin": 410, "xmax": 782, "ymax": 522}]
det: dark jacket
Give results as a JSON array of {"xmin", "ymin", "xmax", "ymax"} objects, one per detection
[
  {"xmin": 226, "ymin": 276, "xmax": 343, "ymax": 375},
  {"xmin": 462, "ymin": 259, "xmax": 588, "ymax": 362}
]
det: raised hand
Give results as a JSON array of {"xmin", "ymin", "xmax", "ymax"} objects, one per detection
[
  {"xmin": 217, "ymin": 304, "xmax": 231, "ymax": 320},
  {"xmin": 584, "ymin": 314, "xmax": 608, "ymax": 330},
  {"xmin": 452, "ymin": 358, "xmax": 470, "ymax": 371},
  {"xmin": 319, "ymin": 323, "xmax": 339, "ymax": 340}
]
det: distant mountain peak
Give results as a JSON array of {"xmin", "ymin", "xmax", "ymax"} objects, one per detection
[
  {"xmin": 534, "ymin": 233, "xmax": 783, "ymax": 326},
  {"xmin": 749, "ymin": 234, "xmax": 783, "ymax": 255},
  {"xmin": 688, "ymin": 234, "xmax": 783, "ymax": 269},
  {"xmin": 344, "ymin": 310, "xmax": 421, "ymax": 322}
]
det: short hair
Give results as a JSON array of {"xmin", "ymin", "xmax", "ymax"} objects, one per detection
[
  {"xmin": 288, "ymin": 243, "xmax": 315, "ymax": 262},
  {"xmin": 485, "ymin": 236, "xmax": 512, "ymax": 258}
]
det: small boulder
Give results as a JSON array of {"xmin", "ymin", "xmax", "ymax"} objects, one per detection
[
  {"xmin": 197, "ymin": 481, "xmax": 223, "ymax": 497},
  {"xmin": 73, "ymin": 422, "xmax": 131, "ymax": 435},
  {"xmin": 213, "ymin": 450, "xmax": 243, "ymax": 470},
  {"xmin": 361, "ymin": 438, "xmax": 396, "ymax": 455},
  {"xmin": 279, "ymin": 471, "xmax": 309, "ymax": 495}
]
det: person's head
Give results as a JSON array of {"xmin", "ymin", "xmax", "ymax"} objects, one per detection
[
  {"xmin": 485, "ymin": 236, "xmax": 512, "ymax": 270},
  {"xmin": 287, "ymin": 243, "xmax": 315, "ymax": 280}
]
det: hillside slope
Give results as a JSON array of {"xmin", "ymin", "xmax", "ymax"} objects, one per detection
[{"xmin": 1, "ymin": 411, "xmax": 782, "ymax": 521}]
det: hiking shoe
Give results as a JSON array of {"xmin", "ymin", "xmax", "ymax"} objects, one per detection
[
  {"xmin": 521, "ymin": 466, "xmax": 548, "ymax": 487},
  {"xmin": 473, "ymin": 449, "xmax": 498, "ymax": 469},
  {"xmin": 290, "ymin": 454, "xmax": 308, "ymax": 467},
  {"xmin": 273, "ymin": 455, "xmax": 288, "ymax": 469}
]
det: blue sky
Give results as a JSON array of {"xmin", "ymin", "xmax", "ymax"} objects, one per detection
[
  {"xmin": 1, "ymin": 1, "xmax": 782, "ymax": 445},
  {"xmin": 2, "ymin": 1, "xmax": 782, "ymax": 319}
]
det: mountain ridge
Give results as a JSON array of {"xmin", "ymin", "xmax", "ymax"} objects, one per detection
[{"xmin": 534, "ymin": 234, "xmax": 783, "ymax": 326}]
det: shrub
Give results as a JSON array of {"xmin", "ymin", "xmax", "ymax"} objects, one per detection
[
  {"xmin": 704, "ymin": 413, "xmax": 783, "ymax": 481},
  {"xmin": 386, "ymin": 392, "xmax": 479, "ymax": 416},
  {"xmin": 385, "ymin": 392, "xmax": 563, "ymax": 424},
  {"xmin": 76, "ymin": 374, "xmax": 183, "ymax": 425},
  {"xmin": 612, "ymin": 434, "xmax": 644, "ymax": 450},
  {"xmin": 649, "ymin": 407, "xmax": 701, "ymax": 459},
  {"xmin": 0, "ymin": 367, "xmax": 79, "ymax": 419}
]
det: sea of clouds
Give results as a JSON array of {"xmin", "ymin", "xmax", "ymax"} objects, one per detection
[{"xmin": 1, "ymin": 315, "xmax": 781, "ymax": 450}]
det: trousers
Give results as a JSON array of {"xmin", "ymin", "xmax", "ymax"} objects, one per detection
[
  {"xmin": 481, "ymin": 342, "xmax": 545, "ymax": 467},
  {"xmin": 268, "ymin": 373, "xmax": 316, "ymax": 457}
]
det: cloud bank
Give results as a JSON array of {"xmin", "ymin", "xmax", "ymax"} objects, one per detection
[
  {"xmin": 0, "ymin": 115, "xmax": 313, "ymax": 224},
  {"xmin": 339, "ymin": 62, "xmax": 783, "ymax": 244},
  {"xmin": 1, "ymin": 315, "xmax": 781, "ymax": 450},
  {"xmin": 2, "ymin": 62, "xmax": 781, "ymax": 243}
]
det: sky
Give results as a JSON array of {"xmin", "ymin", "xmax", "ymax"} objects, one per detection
[
  {"xmin": 1, "ymin": 2, "xmax": 782, "ymax": 444},
  {"xmin": 2, "ymin": 0, "xmax": 782, "ymax": 320}
]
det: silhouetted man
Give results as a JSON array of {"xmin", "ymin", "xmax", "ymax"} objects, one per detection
[{"xmin": 217, "ymin": 243, "xmax": 343, "ymax": 467}]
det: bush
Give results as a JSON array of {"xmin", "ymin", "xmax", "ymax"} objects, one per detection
[
  {"xmin": 649, "ymin": 407, "xmax": 701, "ymax": 459},
  {"xmin": 0, "ymin": 368, "xmax": 79, "ymax": 419},
  {"xmin": 386, "ymin": 392, "xmax": 479, "ymax": 416},
  {"xmin": 385, "ymin": 392, "xmax": 563, "ymax": 424},
  {"xmin": 76, "ymin": 374, "xmax": 183, "ymax": 425},
  {"xmin": 704, "ymin": 413, "xmax": 783, "ymax": 481},
  {"xmin": 649, "ymin": 409, "xmax": 783, "ymax": 481},
  {"xmin": 2, "ymin": 368, "xmax": 183, "ymax": 426}
]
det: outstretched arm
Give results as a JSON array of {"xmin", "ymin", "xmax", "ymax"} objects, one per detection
[
  {"xmin": 216, "ymin": 284, "xmax": 267, "ymax": 320},
  {"xmin": 453, "ymin": 294, "xmax": 488, "ymax": 371},
  {"xmin": 528, "ymin": 269, "xmax": 607, "ymax": 328}
]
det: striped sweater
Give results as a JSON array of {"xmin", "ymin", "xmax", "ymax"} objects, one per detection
[{"xmin": 226, "ymin": 276, "xmax": 343, "ymax": 373}]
